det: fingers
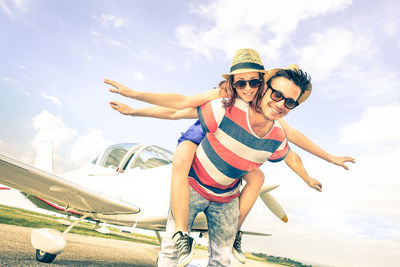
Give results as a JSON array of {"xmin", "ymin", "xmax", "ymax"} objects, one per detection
[
  {"xmin": 104, "ymin": 79, "xmax": 120, "ymax": 88},
  {"xmin": 341, "ymin": 163, "xmax": 349, "ymax": 170},
  {"xmin": 109, "ymin": 88, "xmax": 118, "ymax": 94},
  {"xmin": 109, "ymin": 101, "xmax": 120, "ymax": 109}
]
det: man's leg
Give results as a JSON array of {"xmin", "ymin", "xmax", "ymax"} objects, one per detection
[
  {"xmin": 205, "ymin": 198, "xmax": 240, "ymax": 267},
  {"xmin": 158, "ymin": 187, "xmax": 209, "ymax": 267}
]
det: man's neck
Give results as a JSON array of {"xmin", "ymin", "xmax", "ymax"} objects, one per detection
[{"xmin": 249, "ymin": 108, "xmax": 274, "ymax": 137}]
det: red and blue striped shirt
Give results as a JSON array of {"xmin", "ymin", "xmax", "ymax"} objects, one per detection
[{"xmin": 188, "ymin": 99, "xmax": 289, "ymax": 203}]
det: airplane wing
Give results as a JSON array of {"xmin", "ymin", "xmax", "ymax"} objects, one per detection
[{"xmin": 0, "ymin": 153, "xmax": 140, "ymax": 215}]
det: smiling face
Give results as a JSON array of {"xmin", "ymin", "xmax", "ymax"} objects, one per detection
[
  {"xmin": 261, "ymin": 76, "xmax": 301, "ymax": 120},
  {"xmin": 232, "ymin": 71, "xmax": 261, "ymax": 103}
]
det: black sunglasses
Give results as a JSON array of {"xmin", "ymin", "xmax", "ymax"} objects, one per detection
[
  {"xmin": 268, "ymin": 86, "xmax": 299, "ymax": 109},
  {"xmin": 233, "ymin": 79, "xmax": 261, "ymax": 90}
]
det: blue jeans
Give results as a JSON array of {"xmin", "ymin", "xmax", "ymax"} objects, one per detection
[{"xmin": 158, "ymin": 187, "xmax": 239, "ymax": 267}]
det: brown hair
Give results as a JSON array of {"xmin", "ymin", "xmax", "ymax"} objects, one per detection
[{"xmin": 223, "ymin": 72, "xmax": 265, "ymax": 113}]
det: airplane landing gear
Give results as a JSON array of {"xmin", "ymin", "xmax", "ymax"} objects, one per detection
[
  {"xmin": 31, "ymin": 214, "xmax": 89, "ymax": 263},
  {"xmin": 36, "ymin": 249, "xmax": 57, "ymax": 263}
]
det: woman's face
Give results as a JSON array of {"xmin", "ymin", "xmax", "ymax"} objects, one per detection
[{"xmin": 232, "ymin": 71, "xmax": 261, "ymax": 103}]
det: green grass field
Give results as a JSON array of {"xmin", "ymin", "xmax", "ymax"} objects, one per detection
[{"xmin": 0, "ymin": 204, "xmax": 311, "ymax": 266}]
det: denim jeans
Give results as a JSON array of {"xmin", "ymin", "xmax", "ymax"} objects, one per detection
[{"xmin": 158, "ymin": 187, "xmax": 239, "ymax": 267}]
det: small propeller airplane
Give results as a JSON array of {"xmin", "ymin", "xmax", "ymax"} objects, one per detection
[{"xmin": 0, "ymin": 142, "xmax": 287, "ymax": 264}]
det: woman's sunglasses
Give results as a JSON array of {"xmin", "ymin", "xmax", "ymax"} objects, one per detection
[
  {"xmin": 269, "ymin": 87, "xmax": 299, "ymax": 109},
  {"xmin": 233, "ymin": 79, "xmax": 261, "ymax": 90}
]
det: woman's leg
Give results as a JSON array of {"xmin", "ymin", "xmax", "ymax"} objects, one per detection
[
  {"xmin": 238, "ymin": 168, "xmax": 265, "ymax": 229},
  {"xmin": 171, "ymin": 140, "xmax": 198, "ymax": 233}
]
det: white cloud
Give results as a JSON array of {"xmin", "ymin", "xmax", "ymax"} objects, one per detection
[
  {"xmin": 41, "ymin": 93, "xmax": 62, "ymax": 106},
  {"xmin": 133, "ymin": 70, "xmax": 145, "ymax": 81},
  {"xmin": 91, "ymin": 31, "xmax": 135, "ymax": 57},
  {"xmin": 31, "ymin": 110, "xmax": 77, "ymax": 151},
  {"xmin": 176, "ymin": 0, "xmax": 352, "ymax": 60},
  {"xmin": 165, "ymin": 62, "xmax": 175, "ymax": 72},
  {"xmin": 98, "ymin": 13, "xmax": 127, "ymax": 28},
  {"xmin": 383, "ymin": 18, "xmax": 399, "ymax": 37},
  {"xmin": 0, "ymin": 0, "xmax": 32, "ymax": 18},
  {"xmin": 295, "ymin": 27, "xmax": 374, "ymax": 81},
  {"xmin": 3, "ymin": 76, "xmax": 20, "ymax": 84},
  {"xmin": 84, "ymin": 54, "xmax": 95, "ymax": 61},
  {"xmin": 338, "ymin": 103, "xmax": 400, "ymax": 147},
  {"xmin": 0, "ymin": 0, "xmax": 14, "ymax": 17},
  {"xmin": 68, "ymin": 129, "xmax": 110, "ymax": 167}
]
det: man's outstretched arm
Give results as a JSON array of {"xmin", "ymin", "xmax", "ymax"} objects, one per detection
[
  {"xmin": 279, "ymin": 118, "xmax": 355, "ymax": 170},
  {"xmin": 284, "ymin": 149, "xmax": 322, "ymax": 192}
]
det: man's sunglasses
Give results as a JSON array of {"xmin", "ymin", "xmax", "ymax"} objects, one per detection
[
  {"xmin": 268, "ymin": 86, "xmax": 299, "ymax": 110},
  {"xmin": 233, "ymin": 79, "xmax": 261, "ymax": 90}
]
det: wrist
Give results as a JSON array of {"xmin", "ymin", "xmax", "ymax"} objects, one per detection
[{"xmin": 306, "ymin": 177, "xmax": 313, "ymax": 185}]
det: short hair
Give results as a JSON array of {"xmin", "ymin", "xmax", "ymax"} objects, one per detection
[{"xmin": 266, "ymin": 69, "xmax": 311, "ymax": 101}]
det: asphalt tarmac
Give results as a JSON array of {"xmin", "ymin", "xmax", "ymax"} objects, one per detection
[{"xmin": 0, "ymin": 224, "xmax": 278, "ymax": 267}]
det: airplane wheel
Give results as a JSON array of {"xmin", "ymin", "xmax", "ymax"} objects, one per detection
[{"xmin": 35, "ymin": 249, "xmax": 57, "ymax": 263}]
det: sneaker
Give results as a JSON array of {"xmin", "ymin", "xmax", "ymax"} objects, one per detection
[
  {"xmin": 232, "ymin": 231, "xmax": 246, "ymax": 264},
  {"xmin": 173, "ymin": 231, "xmax": 196, "ymax": 267}
]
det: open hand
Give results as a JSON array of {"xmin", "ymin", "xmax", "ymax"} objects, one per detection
[
  {"xmin": 330, "ymin": 156, "xmax": 356, "ymax": 170},
  {"xmin": 109, "ymin": 101, "xmax": 133, "ymax": 115},
  {"xmin": 104, "ymin": 79, "xmax": 133, "ymax": 98}
]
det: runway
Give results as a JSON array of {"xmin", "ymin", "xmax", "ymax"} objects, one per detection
[{"xmin": 0, "ymin": 224, "xmax": 278, "ymax": 266}]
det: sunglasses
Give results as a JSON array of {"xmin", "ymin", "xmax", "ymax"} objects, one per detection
[
  {"xmin": 268, "ymin": 86, "xmax": 299, "ymax": 109},
  {"xmin": 233, "ymin": 79, "xmax": 261, "ymax": 90}
]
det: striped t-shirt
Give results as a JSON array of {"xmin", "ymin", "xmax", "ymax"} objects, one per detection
[{"xmin": 188, "ymin": 98, "xmax": 289, "ymax": 203}]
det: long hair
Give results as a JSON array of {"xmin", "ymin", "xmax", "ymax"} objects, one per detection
[{"xmin": 223, "ymin": 72, "xmax": 265, "ymax": 113}]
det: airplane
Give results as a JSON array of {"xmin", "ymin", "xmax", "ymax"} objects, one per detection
[{"xmin": 0, "ymin": 142, "xmax": 287, "ymax": 264}]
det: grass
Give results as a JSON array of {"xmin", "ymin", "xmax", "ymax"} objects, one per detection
[
  {"xmin": 0, "ymin": 204, "xmax": 312, "ymax": 266},
  {"xmin": 0, "ymin": 204, "xmax": 159, "ymax": 245}
]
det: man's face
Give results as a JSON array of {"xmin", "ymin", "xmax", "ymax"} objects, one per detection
[{"xmin": 261, "ymin": 77, "xmax": 301, "ymax": 121}]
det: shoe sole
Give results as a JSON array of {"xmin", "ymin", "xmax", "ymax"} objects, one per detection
[
  {"xmin": 232, "ymin": 248, "xmax": 247, "ymax": 264},
  {"xmin": 177, "ymin": 239, "xmax": 196, "ymax": 267}
]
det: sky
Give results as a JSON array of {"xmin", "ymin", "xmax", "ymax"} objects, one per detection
[{"xmin": 0, "ymin": 0, "xmax": 400, "ymax": 266}]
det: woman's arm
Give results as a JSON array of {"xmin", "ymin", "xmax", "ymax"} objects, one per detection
[
  {"xmin": 278, "ymin": 118, "xmax": 355, "ymax": 170},
  {"xmin": 109, "ymin": 101, "xmax": 198, "ymax": 119},
  {"xmin": 284, "ymin": 149, "xmax": 322, "ymax": 192},
  {"xmin": 105, "ymin": 79, "xmax": 226, "ymax": 110}
]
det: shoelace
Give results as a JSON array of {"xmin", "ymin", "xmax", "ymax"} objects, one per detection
[
  {"xmin": 234, "ymin": 234, "xmax": 242, "ymax": 252},
  {"xmin": 176, "ymin": 235, "xmax": 190, "ymax": 256}
]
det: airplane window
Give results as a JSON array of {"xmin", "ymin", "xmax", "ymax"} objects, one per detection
[
  {"xmin": 102, "ymin": 147, "xmax": 128, "ymax": 169},
  {"xmin": 91, "ymin": 157, "xmax": 98, "ymax": 164},
  {"xmin": 129, "ymin": 147, "xmax": 172, "ymax": 169}
]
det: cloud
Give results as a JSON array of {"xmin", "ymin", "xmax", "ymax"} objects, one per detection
[
  {"xmin": 31, "ymin": 110, "xmax": 77, "ymax": 151},
  {"xmin": 132, "ymin": 70, "xmax": 145, "ymax": 81},
  {"xmin": 41, "ymin": 93, "xmax": 62, "ymax": 106},
  {"xmin": 96, "ymin": 13, "xmax": 127, "ymax": 28},
  {"xmin": 3, "ymin": 76, "xmax": 20, "ymax": 84},
  {"xmin": 91, "ymin": 31, "xmax": 135, "ymax": 57},
  {"xmin": 383, "ymin": 17, "xmax": 399, "ymax": 37},
  {"xmin": 295, "ymin": 27, "xmax": 374, "ymax": 81},
  {"xmin": 176, "ymin": 0, "xmax": 352, "ymax": 60},
  {"xmin": 338, "ymin": 103, "xmax": 400, "ymax": 147},
  {"xmin": 68, "ymin": 129, "xmax": 110, "ymax": 167},
  {"xmin": 0, "ymin": 0, "xmax": 32, "ymax": 18}
]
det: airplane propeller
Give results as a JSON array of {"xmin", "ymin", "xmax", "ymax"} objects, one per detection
[{"xmin": 258, "ymin": 185, "xmax": 288, "ymax": 223}]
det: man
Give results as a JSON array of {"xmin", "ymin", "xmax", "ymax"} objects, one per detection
[{"xmin": 155, "ymin": 67, "xmax": 315, "ymax": 266}]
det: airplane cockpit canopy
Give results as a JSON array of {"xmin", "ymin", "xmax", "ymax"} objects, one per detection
[{"xmin": 93, "ymin": 143, "xmax": 173, "ymax": 171}]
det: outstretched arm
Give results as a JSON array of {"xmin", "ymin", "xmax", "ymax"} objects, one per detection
[
  {"xmin": 284, "ymin": 149, "xmax": 322, "ymax": 192},
  {"xmin": 105, "ymin": 79, "xmax": 227, "ymax": 110},
  {"xmin": 278, "ymin": 118, "xmax": 355, "ymax": 170},
  {"xmin": 109, "ymin": 101, "xmax": 198, "ymax": 119}
]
